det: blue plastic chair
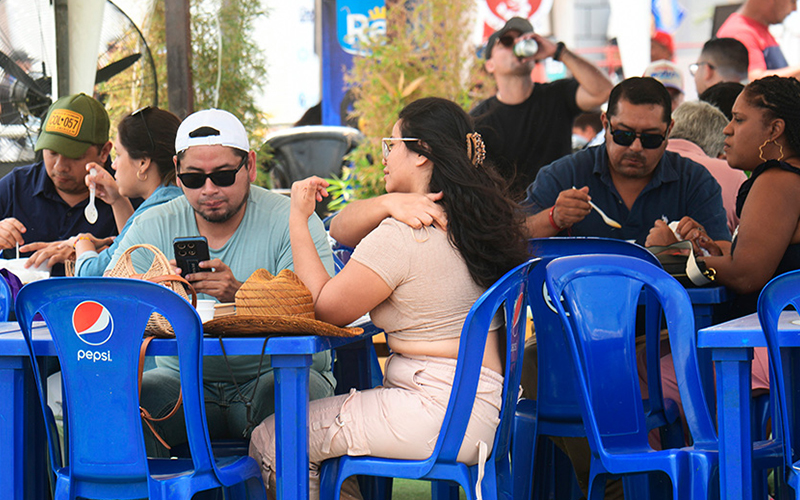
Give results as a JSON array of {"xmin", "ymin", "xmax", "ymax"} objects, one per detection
[
  {"xmin": 15, "ymin": 277, "xmax": 266, "ymax": 500},
  {"xmin": 543, "ymin": 254, "xmax": 720, "ymax": 499},
  {"xmin": 513, "ymin": 237, "xmax": 683, "ymax": 500},
  {"xmin": 758, "ymin": 270, "xmax": 800, "ymax": 498},
  {"xmin": 318, "ymin": 258, "xmax": 538, "ymax": 500},
  {"xmin": 323, "ymin": 212, "xmax": 389, "ymax": 499},
  {"xmin": 322, "ymin": 212, "xmax": 355, "ymax": 273}
]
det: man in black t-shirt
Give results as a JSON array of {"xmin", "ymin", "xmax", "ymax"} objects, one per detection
[{"xmin": 471, "ymin": 17, "xmax": 613, "ymax": 199}]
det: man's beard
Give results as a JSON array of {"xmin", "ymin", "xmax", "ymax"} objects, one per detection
[{"xmin": 196, "ymin": 188, "xmax": 249, "ymax": 223}]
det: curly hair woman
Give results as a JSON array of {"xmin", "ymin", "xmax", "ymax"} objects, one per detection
[
  {"xmin": 694, "ymin": 76, "xmax": 800, "ymax": 314},
  {"xmin": 655, "ymin": 76, "xmax": 800, "ymax": 443},
  {"xmin": 249, "ymin": 97, "xmax": 530, "ymax": 499}
]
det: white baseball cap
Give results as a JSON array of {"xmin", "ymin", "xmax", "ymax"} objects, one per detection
[
  {"xmin": 175, "ymin": 109, "xmax": 249, "ymax": 154},
  {"xmin": 644, "ymin": 60, "xmax": 684, "ymax": 94}
]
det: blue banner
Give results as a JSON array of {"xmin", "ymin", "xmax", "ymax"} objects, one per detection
[
  {"xmin": 322, "ymin": 0, "xmax": 385, "ymax": 126},
  {"xmin": 652, "ymin": 0, "xmax": 685, "ymax": 33}
]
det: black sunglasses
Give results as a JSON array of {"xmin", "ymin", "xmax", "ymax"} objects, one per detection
[
  {"xmin": 177, "ymin": 155, "xmax": 248, "ymax": 189},
  {"xmin": 608, "ymin": 125, "xmax": 666, "ymax": 149},
  {"xmin": 498, "ymin": 35, "xmax": 516, "ymax": 48},
  {"xmin": 131, "ymin": 106, "xmax": 155, "ymax": 152}
]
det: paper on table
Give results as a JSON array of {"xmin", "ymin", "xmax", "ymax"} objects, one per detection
[{"xmin": 0, "ymin": 258, "xmax": 50, "ymax": 283}]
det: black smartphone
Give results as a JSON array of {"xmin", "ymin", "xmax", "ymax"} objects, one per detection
[{"xmin": 173, "ymin": 236, "xmax": 210, "ymax": 275}]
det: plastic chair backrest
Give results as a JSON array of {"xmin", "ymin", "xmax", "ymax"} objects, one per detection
[
  {"xmin": 757, "ymin": 270, "xmax": 800, "ymax": 469},
  {"xmin": 528, "ymin": 237, "xmax": 661, "ymax": 268},
  {"xmin": 544, "ymin": 255, "xmax": 717, "ymax": 454},
  {"xmin": 322, "ymin": 258, "xmax": 536, "ymax": 498},
  {"xmin": 15, "ymin": 278, "xmax": 215, "ymax": 495},
  {"xmin": 407, "ymin": 258, "xmax": 535, "ymax": 475},
  {"xmin": 527, "ymin": 237, "xmax": 665, "ymax": 424}
]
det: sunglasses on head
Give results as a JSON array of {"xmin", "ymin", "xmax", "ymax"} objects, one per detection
[
  {"xmin": 131, "ymin": 106, "xmax": 155, "ymax": 152},
  {"xmin": 608, "ymin": 125, "xmax": 666, "ymax": 149},
  {"xmin": 177, "ymin": 154, "xmax": 248, "ymax": 189}
]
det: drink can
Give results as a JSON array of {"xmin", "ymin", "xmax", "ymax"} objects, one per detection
[{"xmin": 513, "ymin": 39, "xmax": 538, "ymax": 58}]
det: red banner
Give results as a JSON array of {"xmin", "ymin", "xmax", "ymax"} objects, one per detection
[{"xmin": 480, "ymin": 0, "xmax": 554, "ymax": 40}]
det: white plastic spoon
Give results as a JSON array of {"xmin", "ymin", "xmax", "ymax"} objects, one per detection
[
  {"xmin": 84, "ymin": 168, "xmax": 98, "ymax": 224},
  {"xmin": 573, "ymin": 186, "xmax": 621, "ymax": 229}
]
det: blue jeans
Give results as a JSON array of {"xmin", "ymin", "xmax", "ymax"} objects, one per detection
[{"xmin": 141, "ymin": 364, "xmax": 336, "ymax": 458}]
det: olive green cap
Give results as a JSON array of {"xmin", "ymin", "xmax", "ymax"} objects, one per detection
[{"xmin": 34, "ymin": 93, "xmax": 110, "ymax": 159}]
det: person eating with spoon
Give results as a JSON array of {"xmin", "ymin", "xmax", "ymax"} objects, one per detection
[
  {"xmin": 517, "ymin": 77, "xmax": 731, "ymax": 499},
  {"xmin": 0, "ymin": 93, "xmax": 117, "ymax": 276},
  {"xmin": 522, "ymin": 76, "xmax": 730, "ymax": 249}
]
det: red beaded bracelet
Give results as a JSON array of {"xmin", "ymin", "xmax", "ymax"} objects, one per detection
[{"xmin": 548, "ymin": 206, "xmax": 564, "ymax": 231}]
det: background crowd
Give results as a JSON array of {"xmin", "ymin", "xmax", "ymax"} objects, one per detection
[{"xmin": 3, "ymin": 1, "xmax": 800, "ymax": 498}]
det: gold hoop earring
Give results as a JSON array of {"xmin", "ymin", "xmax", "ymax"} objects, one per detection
[
  {"xmin": 759, "ymin": 139, "xmax": 785, "ymax": 162},
  {"xmin": 136, "ymin": 170, "xmax": 148, "ymax": 181},
  {"xmin": 759, "ymin": 139, "xmax": 769, "ymax": 162}
]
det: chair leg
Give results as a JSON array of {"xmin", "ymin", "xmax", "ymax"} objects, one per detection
[
  {"xmin": 511, "ymin": 399, "xmax": 536, "ymax": 500},
  {"xmin": 553, "ymin": 443, "xmax": 584, "ymax": 500},
  {"xmin": 247, "ymin": 475, "xmax": 269, "ymax": 500},
  {"xmin": 319, "ymin": 459, "xmax": 341, "ymax": 500},
  {"xmin": 53, "ymin": 476, "xmax": 71, "ymax": 500},
  {"xmin": 431, "ymin": 480, "xmax": 460, "ymax": 500},
  {"xmin": 586, "ymin": 472, "xmax": 607, "ymax": 500},
  {"xmin": 622, "ymin": 473, "xmax": 652, "ymax": 500},
  {"xmin": 659, "ymin": 419, "xmax": 686, "ymax": 450},
  {"xmin": 531, "ymin": 438, "xmax": 551, "ymax": 500},
  {"xmin": 356, "ymin": 476, "xmax": 393, "ymax": 500}
]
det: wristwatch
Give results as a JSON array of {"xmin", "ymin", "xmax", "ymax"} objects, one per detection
[{"xmin": 553, "ymin": 41, "xmax": 566, "ymax": 62}]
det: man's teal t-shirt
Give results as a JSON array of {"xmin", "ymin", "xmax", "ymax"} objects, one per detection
[{"xmin": 107, "ymin": 184, "xmax": 335, "ymax": 381}]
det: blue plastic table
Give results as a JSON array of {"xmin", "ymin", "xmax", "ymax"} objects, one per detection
[
  {"xmin": 697, "ymin": 310, "xmax": 799, "ymax": 500},
  {"xmin": 686, "ymin": 285, "xmax": 733, "ymax": 329},
  {"xmin": 0, "ymin": 320, "xmax": 380, "ymax": 500},
  {"xmin": 687, "ymin": 285, "xmax": 734, "ymax": 415},
  {"xmin": 637, "ymin": 285, "xmax": 732, "ymax": 414}
]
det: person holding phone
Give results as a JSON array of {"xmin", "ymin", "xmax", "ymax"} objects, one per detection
[
  {"xmin": 172, "ymin": 236, "xmax": 210, "ymax": 275},
  {"xmin": 59, "ymin": 106, "xmax": 183, "ymax": 276},
  {"xmin": 106, "ymin": 108, "xmax": 335, "ymax": 458}
]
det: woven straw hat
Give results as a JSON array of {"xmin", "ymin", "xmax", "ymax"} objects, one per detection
[{"xmin": 203, "ymin": 269, "xmax": 363, "ymax": 337}]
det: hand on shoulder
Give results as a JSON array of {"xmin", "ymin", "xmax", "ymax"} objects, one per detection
[{"xmin": 382, "ymin": 191, "xmax": 447, "ymax": 230}]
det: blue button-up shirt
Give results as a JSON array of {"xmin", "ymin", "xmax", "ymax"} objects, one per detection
[
  {"xmin": 0, "ymin": 161, "xmax": 117, "ymax": 274},
  {"xmin": 523, "ymin": 145, "xmax": 731, "ymax": 245}
]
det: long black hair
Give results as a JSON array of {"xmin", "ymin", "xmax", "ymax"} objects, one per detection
[
  {"xmin": 117, "ymin": 107, "xmax": 181, "ymax": 186},
  {"xmin": 398, "ymin": 97, "xmax": 529, "ymax": 288}
]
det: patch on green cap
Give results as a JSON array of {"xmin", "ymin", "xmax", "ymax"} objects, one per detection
[{"xmin": 34, "ymin": 93, "xmax": 109, "ymax": 159}]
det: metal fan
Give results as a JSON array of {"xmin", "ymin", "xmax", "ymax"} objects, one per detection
[{"xmin": 0, "ymin": 0, "xmax": 157, "ymax": 169}]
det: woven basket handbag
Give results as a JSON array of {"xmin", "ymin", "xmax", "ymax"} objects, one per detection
[{"xmin": 107, "ymin": 243, "xmax": 197, "ymax": 338}]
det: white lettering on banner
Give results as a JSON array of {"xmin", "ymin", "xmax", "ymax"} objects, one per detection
[
  {"xmin": 345, "ymin": 13, "xmax": 369, "ymax": 46},
  {"xmin": 340, "ymin": 6, "xmax": 386, "ymax": 56},
  {"xmin": 77, "ymin": 349, "xmax": 113, "ymax": 363}
]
